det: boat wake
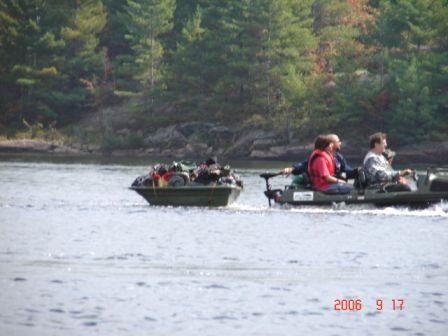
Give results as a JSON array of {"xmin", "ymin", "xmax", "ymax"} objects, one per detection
[{"xmin": 228, "ymin": 200, "xmax": 448, "ymax": 218}]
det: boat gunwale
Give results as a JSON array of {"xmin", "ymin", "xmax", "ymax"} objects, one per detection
[
  {"xmin": 278, "ymin": 188, "xmax": 448, "ymax": 206},
  {"xmin": 129, "ymin": 185, "xmax": 243, "ymax": 191}
]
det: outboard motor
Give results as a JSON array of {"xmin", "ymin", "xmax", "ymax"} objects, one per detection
[
  {"xmin": 260, "ymin": 172, "xmax": 283, "ymax": 206},
  {"xmin": 428, "ymin": 168, "xmax": 448, "ymax": 192}
]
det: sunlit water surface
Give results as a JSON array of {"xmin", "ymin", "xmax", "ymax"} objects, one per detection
[{"xmin": 0, "ymin": 156, "xmax": 447, "ymax": 335}]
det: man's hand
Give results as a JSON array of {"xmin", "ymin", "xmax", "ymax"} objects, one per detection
[
  {"xmin": 400, "ymin": 169, "xmax": 412, "ymax": 176},
  {"xmin": 283, "ymin": 167, "xmax": 293, "ymax": 175},
  {"xmin": 210, "ymin": 169, "xmax": 221, "ymax": 175}
]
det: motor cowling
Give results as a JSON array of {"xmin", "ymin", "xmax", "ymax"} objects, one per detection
[{"xmin": 430, "ymin": 178, "xmax": 448, "ymax": 192}]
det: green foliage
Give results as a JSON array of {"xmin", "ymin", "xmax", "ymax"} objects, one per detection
[
  {"xmin": 101, "ymin": 131, "xmax": 123, "ymax": 150},
  {"xmin": 372, "ymin": 0, "xmax": 448, "ymax": 144},
  {"xmin": 124, "ymin": 131, "xmax": 144, "ymax": 148},
  {"xmin": 100, "ymin": 130, "xmax": 144, "ymax": 149},
  {"xmin": 121, "ymin": 0, "xmax": 175, "ymax": 96},
  {"xmin": 12, "ymin": 118, "xmax": 65, "ymax": 143},
  {"xmin": 62, "ymin": 0, "xmax": 106, "ymax": 57},
  {"xmin": 1, "ymin": 0, "xmax": 447, "ymax": 147},
  {"xmin": 0, "ymin": 0, "xmax": 106, "ymax": 127}
]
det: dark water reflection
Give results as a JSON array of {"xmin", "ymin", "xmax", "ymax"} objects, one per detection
[{"xmin": 0, "ymin": 156, "xmax": 447, "ymax": 335}]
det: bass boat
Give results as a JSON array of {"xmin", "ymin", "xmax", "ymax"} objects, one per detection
[{"xmin": 261, "ymin": 167, "xmax": 448, "ymax": 207}]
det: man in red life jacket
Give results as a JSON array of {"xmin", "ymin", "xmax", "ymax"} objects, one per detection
[
  {"xmin": 307, "ymin": 135, "xmax": 353, "ymax": 194},
  {"xmin": 281, "ymin": 134, "xmax": 357, "ymax": 182}
]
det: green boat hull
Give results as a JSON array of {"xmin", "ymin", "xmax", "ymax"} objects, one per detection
[
  {"xmin": 131, "ymin": 185, "xmax": 242, "ymax": 207},
  {"xmin": 272, "ymin": 168, "xmax": 448, "ymax": 207},
  {"xmin": 278, "ymin": 188, "xmax": 448, "ymax": 207}
]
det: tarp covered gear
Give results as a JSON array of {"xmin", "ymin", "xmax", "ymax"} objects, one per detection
[{"xmin": 131, "ymin": 159, "xmax": 242, "ymax": 188}]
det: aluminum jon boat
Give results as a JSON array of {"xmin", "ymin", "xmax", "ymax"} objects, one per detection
[
  {"xmin": 261, "ymin": 167, "xmax": 448, "ymax": 207},
  {"xmin": 130, "ymin": 184, "xmax": 242, "ymax": 207}
]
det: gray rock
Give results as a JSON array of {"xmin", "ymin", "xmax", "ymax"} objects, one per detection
[
  {"xmin": 284, "ymin": 145, "xmax": 311, "ymax": 157},
  {"xmin": 208, "ymin": 126, "xmax": 234, "ymax": 145},
  {"xmin": 269, "ymin": 145, "xmax": 290, "ymax": 156},
  {"xmin": 143, "ymin": 125, "xmax": 187, "ymax": 148},
  {"xmin": 226, "ymin": 129, "xmax": 277, "ymax": 157},
  {"xmin": 394, "ymin": 141, "xmax": 448, "ymax": 164},
  {"xmin": 249, "ymin": 149, "xmax": 281, "ymax": 159},
  {"xmin": 52, "ymin": 146, "xmax": 82, "ymax": 154},
  {"xmin": 177, "ymin": 122, "xmax": 214, "ymax": 138},
  {"xmin": 86, "ymin": 145, "xmax": 101, "ymax": 153},
  {"xmin": 111, "ymin": 149, "xmax": 144, "ymax": 157},
  {"xmin": 116, "ymin": 128, "xmax": 131, "ymax": 137},
  {"xmin": 185, "ymin": 142, "xmax": 208, "ymax": 154},
  {"xmin": 144, "ymin": 147, "xmax": 160, "ymax": 155},
  {"xmin": 249, "ymin": 144, "xmax": 311, "ymax": 160},
  {"xmin": 142, "ymin": 122, "xmax": 235, "ymax": 150},
  {"xmin": 0, "ymin": 139, "xmax": 55, "ymax": 152},
  {"xmin": 206, "ymin": 146, "xmax": 214, "ymax": 155},
  {"xmin": 250, "ymin": 138, "xmax": 279, "ymax": 151},
  {"xmin": 78, "ymin": 103, "xmax": 136, "ymax": 130},
  {"xmin": 161, "ymin": 148, "xmax": 191, "ymax": 158},
  {"xmin": 70, "ymin": 143, "xmax": 83, "ymax": 150},
  {"xmin": 250, "ymin": 145, "xmax": 290, "ymax": 159}
]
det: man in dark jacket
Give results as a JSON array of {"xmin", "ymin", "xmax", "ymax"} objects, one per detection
[
  {"xmin": 327, "ymin": 134, "xmax": 358, "ymax": 180},
  {"xmin": 194, "ymin": 157, "xmax": 221, "ymax": 185}
]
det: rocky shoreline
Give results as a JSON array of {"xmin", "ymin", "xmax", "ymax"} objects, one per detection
[
  {"xmin": 4, "ymin": 104, "xmax": 436, "ymax": 164},
  {"xmin": 1, "ymin": 129, "xmax": 448, "ymax": 165}
]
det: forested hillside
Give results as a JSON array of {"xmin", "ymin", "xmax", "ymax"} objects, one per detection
[{"xmin": 1, "ymin": 0, "xmax": 447, "ymax": 146}]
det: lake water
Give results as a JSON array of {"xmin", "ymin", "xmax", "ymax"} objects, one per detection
[{"xmin": 0, "ymin": 156, "xmax": 447, "ymax": 335}]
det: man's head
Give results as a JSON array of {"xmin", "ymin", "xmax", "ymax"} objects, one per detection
[
  {"xmin": 327, "ymin": 134, "xmax": 341, "ymax": 151},
  {"xmin": 314, "ymin": 135, "xmax": 333, "ymax": 152},
  {"xmin": 369, "ymin": 132, "xmax": 387, "ymax": 153},
  {"xmin": 205, "ymin": 157, "xmax": 217, "ymax": 166}
]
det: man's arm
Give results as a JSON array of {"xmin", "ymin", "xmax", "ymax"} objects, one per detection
[
  {"xmin": 336, "ymin": 152, "xmax": 358, "ymax": 179},
  {"xmin": 291, "ymin": 160, "xmax": 307, "ymax": 175},
  {"xmin": 283, "ymin": 160, "xmax": 307, "ymax": 175}
]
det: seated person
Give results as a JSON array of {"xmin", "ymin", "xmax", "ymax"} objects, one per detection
[
  {"xmin": 282, "ymin": 134, "xmax": 357, "ymax": 182},
  {"xmin": 327, "ymin": 134, "xmax": 358, "ymax": 180},
  {"xmin": 362, "ymin": 133, "xmax": 412, "ymax": 192},
  {"xmin": 307, "ymin": 135, "xmax": 353, "ymax": 194},
  {"xmin": 192, "ymin": 157, "xmax": 222, "ymax": 185}
]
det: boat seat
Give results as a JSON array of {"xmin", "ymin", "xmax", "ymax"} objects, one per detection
[{"xmin": 354, "ymin": 169, "xmax": 367, "ymax": 189}]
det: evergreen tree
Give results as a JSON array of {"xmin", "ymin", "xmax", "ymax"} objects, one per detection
[
  {"xmin": 167, "ymin": 0, "xmax": 200, "ymax": 55},
  {"xmin": 375, "ymin": 0, "xmax": 448, "ymax": 143},
  {"xmin": 309, "ymin": 0, "xmax": 375, "ymax": 138},
  {"xmin": 167, "ymin": 0, "xmax": 248, "ymax": 120},
  {"xmin": 0, "ymin": 0, "xmax": 71, "ymax": 125},
  {"xmin": 168, "ymin": 5, "xmax": 205, "ymax": 115},
  {"xmin": 167, "ymin": 0, "xmax": 316, "ymax": 129},
  {"xmin": 121, "ymin": 0, "xmax": 175, "ymax": 100},
  {"xmin": 60, "ymin": 0, "xmax": 107, "ymax": 118},
  {"xmin": 100, "ymin": 0, "xmax": 136, "ymax": 97},
  {"xmin": 250, "ymin": 0, "xmax": 316, "ymax": 139},
  {"xmin": 0, "ymin": 0, "xmax": 447, "ymax": 146}
]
